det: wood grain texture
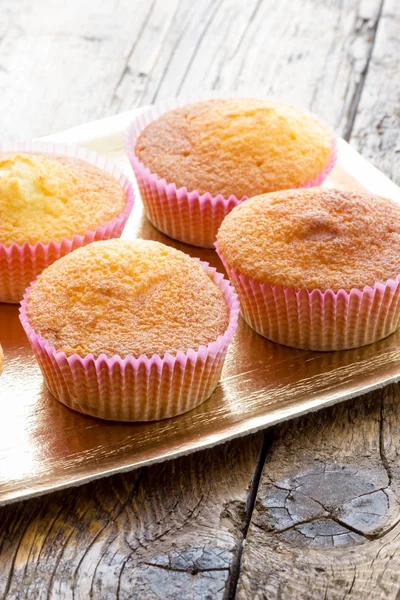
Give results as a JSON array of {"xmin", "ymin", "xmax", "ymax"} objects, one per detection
[
  {"xmin": 235, "ymin": 5, "xmax": 400, "ymax": 596},
  {"xmin": 0, "ymin": 0, "xmax": 154, "ymax": 139},
  {"xmin": 350, "ymin": 0, "xmax": 400, "ymax": 183},
  {"xmin": 0, "ymin": 0, "xmax": 383, "ymax": 139},
  {"xmin": 237, "ymin": 386, "xmax": 400, "ymax": 599},
  {"xmin": 0, "ymin": 435, "xmax": 263, "ymax": 599},
  {"xmin": 0, "ymin": 0, "xmax": 399, "ymax": 597}
]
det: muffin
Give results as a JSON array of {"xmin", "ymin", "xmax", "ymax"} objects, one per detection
[
  {"xmin": 0, "ymin": 146, "xmax": 134, "ymax": 303},
  {"xmin": 0, "ymin": 344, "xmax": 3, "ymax": 375},
  {"xmin": 20, "ymin": 239, "xmax": 239, "ymax": 421},
  {"xmin": 216, "ymin": 188, "xmax": 400, "ymax": 351},
  {"xmin": 125, "ymin": 98, "xmax": 335, "ymax": 248}
]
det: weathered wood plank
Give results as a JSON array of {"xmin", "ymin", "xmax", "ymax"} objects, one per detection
[
  {"xmin": 0, "ymin": 0, "xmax": 397, "ymax": 598},
  {"xmin": 0, "ymin": 0, "xmax": 383, "ymax": 139},
  {"xmin": 139, "ymin": 0, "xmax": 383, "ymax": 135},
  {"xmin": 236, "ymin": 386, "xmax": 400, "ymax": 599},
  {"xmin": 0, "ymin": 0, "xmax": 155, "ymax": 139},
  {"xmin": 235, "ymin": 7, "xmax": 400, "ymax": 595},
  {"xmin": 350, "ymin": 0, "xmax": 400, "ymax": 184},
  {"xmin": 0, "ymin": 435, "xmax": 262, "ymax": 599}
]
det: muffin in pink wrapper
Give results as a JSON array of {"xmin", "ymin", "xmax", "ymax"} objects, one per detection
[
  {"xmin": 20, "ymin": 239, "xmax": 239, "ymax": 421},
  {"xmin": 0, "ymin": 142, "xmax": 135, "ymax": 304},
  {"xmin": 216, "ymin": 188, "xmax": 400, "ymax": 351},
  {"xmin": 125, "ymin": 97, "xmax": 336, "ymax": 248}
]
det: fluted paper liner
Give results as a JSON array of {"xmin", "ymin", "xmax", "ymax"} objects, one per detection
[
  {"xmin": 216, "ymin": 243, "xmax": 400, "ymax": 351},
  {"xmin": 125, "ymin": 100, "xmax": 337, "ymax": 248},
  {"xmin": 19, "ymin": 262, "xmax": 240, "ymax": 421},
  {"xmin": 0, "ymin": 142, "xmax": 135, "ymax": 304}
]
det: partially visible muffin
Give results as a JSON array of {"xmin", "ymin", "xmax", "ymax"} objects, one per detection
[
  {"xmin": 0, "ymin": 344, "xmax": 3, "ymax": 375},
  {"xmin": 21, "ymin": 239, "xmax": 238, "ymax": 421},
  {"xmin": 0, "ymin": 151, "xmax": 134, "ymax": 303},
  {"xmin": 127, "ymin": 98, "xmax": 335, "ymax": 248},
  {"xmin": 216, "ymin": 188, "xmax": 400, "ymax": 351},
  {"xmin": 0, "ymin": 153, "xmax": 127, "ymax": 245}
]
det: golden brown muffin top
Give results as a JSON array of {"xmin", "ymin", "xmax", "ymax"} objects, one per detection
[
  {"xmin": 26, "ymin": 239, "xmax": 229, "ymax": 358},
  {"xmin": 217, "ymin": 188, "xmax": 400, "ymax": 292},
  {"xmin": 135, "ymin": 98, "xmax": 332, "ymax": 198},
  {"xmin": 0, "ymin": 153, "xmax": 127, "ymax": 246}
]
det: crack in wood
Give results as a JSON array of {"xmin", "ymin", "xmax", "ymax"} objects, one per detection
[
  {"xmin": 379, "ymin": 397, "xmax": 393, "ymax": 487},
  {"xmin": 31, "ymin": 496, "xmax": 77, "ymax": 581},
  {"xmin": 110, "ymin": 0, "xmax": 157, "ymax": 108},
  {"xmin": 225, "ymin": 431, "xmax": 272, "ymax": 600},
  {"xmin": 343, "ymin": 0, "xmax": 385, "ymax": 140},
  {"xmin": 116, "ymin": 553, "xmax": 133, "ymax": 600},
  {"xmin": 235, "ymin": 389, "xmax": 400, "ymax": 597},
  {"xmin": 71, "ymin": 471, "xmax": 144, "ymax": 594},
  {"xmin": 228, "ymin": 0, "xmax": 263, "ymax": 63},
  {"xmin": 347, "ymin": 568, "xmax": 357, "ymax": 597},
  {"xmin": 251, "ymin": 509, "xmax": 377, "ymax": 542},
  {"xmin": 150, "ymin": 2, "xmax": 193, "ymax": 104},
  {"xmin": 256, "ymin": 475, "xmax": 400, "ymax": 544},
  {"xmin": 46, "ymin": 523, "xmax": 77, "ymax": 600},
  {"xmin": 176, "ymin": 0, "xmax": 220, "ymax": 95},
  {"xmin": 2, "ymin": 504, "xmax": 40, "ymax": 599},
  {"xmin": 141, "ymin": 561, "xmax": 229, "ymax": 575}
]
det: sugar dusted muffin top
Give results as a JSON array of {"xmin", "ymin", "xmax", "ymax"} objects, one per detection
[
  {"xmin": 217, "ymin": 188, "xmax": 400, "ymax": 292},
  {"xmin": 135, "ymin": 98, "xmax": 333, "ymax": 198},
  {"xmin": 0, "ymin": 153, "xmax": 127, "ymax": 245},
  {"xmin": 26, "ymin": 239, "xmax": 229, "ymax": 358}
]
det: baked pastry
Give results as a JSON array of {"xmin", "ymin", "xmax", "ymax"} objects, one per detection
[
  {"xmin": 0, "ymin": 149, "xmax": 134, "ymax": 303},
  {"xmin": 20, "ymin": 239, "xmax": 239, "ymax": 420},
  {"xmin": 126, "ymin": 98, "xmax": 335, "ymax": 247},
  {"xmin": 0, "ymin": 344, "xmax": 3, "ymax": 375},
  {"xmin": 216, "ymin": 188, "xmax": 400, "ymax": 351}
]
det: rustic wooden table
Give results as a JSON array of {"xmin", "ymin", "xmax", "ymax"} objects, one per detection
[{"xmin": 1, "ymin": 0, "xmax": 399, "ymax": 598}]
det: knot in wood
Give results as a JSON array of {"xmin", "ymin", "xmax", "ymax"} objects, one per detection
[{"xmin": 253, "ymin": 462, "xmax": 393, "ymax": 548}]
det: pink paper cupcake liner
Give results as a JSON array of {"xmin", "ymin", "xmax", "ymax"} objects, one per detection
[
  {"xmin": 19, "ymin": 261, "xmax": 240, "ymax": 421},
  {"xmin": 0, "ymin": 142, "xmax": 135, "ymax": 304},
  {"xmin": 216, "ymin": 243, "xmax": 400, "ymax": 351},
  {"xmin": 124, "ymin": 99, "xmax": 337, "ymax": 248}
]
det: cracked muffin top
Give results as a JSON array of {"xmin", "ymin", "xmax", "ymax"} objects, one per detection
[
  {"xmin": 217, "ymin": 188, "xmax": 400, "ymax": 292},
  {"xmin": 26, "ymin": 239, "xmax": 229, "ymax": 358},
  {"xmin": 134, "ymin": 98, "xmax": 333, "ymax": 199},
  {"xmin": 0, "ymin": 153, "xmax": 127, "ymax": 245}
]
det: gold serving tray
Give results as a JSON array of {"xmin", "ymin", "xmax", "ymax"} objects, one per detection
[{"xmin": 1, "ymin": 109, "xmax": 400, "ymax": 506}]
